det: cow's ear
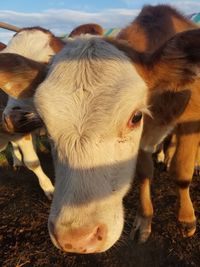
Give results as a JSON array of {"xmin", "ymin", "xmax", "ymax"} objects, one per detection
[
  {"xmin": 107, "ymin": 29, "xmax": 200, "ymax": 89},
  {"xmin": 105, "ymin": 30, "xmax": 200, "ymax": 124},
  {"xmin": 0, "ymin": 53, "xmax": 47, "ymax": 99},
  {"xmin": 69, "ymin": 23, "xmax": 103, "ymax": 37},
  {"xmin": 143, "ymin": 29, "xmax": 200, "ymax": 89},
  {"xmin": 140, "ymin": 29, "xmax": 200, "ymax": 123}
]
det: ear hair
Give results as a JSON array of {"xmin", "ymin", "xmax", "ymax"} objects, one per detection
[
  {"xmin": 146, "ymin": 29, "xmax": 200, "ymax": 89},
  {"xmin": 0, "ymin": 53, "xmax": 47, "ymax": 98}
]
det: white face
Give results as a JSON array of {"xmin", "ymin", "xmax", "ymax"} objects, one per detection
[{"xmin": 34, "ymin": 36, "xmax": 147, "ymax": 253}]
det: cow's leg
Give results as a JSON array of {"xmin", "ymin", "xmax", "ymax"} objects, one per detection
[
  {"xmin": 130, "ymin": 149, "xmax": 154, "ymax": 243},
  {"xmin": 14, "ymin": 134, "xmax": 54, "ymax": 199},
  {"xmin": 170, "ymin": 126, "xmax": 199, "ymax": 237},
  {"xmin": 164, "ymin": 133, "xmax": 177, "ymax": 170},
  {"xmin": 11, "ymin": 141, "xmax": 23, "ymax": 169}
]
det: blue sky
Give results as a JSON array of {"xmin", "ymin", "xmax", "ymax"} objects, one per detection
[
  {"xmin": 0, "ymin": 0, "xmax": 200, "ymax": 43},
  {"xmin": 0, "ymin": 0, "xmax": 172, "ymax": 12}
]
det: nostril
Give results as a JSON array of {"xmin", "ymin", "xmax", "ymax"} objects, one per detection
[
  {"xmin": 97, "ymin": 235, "xmax": 103, "ymax": 241},
  {"xmin": 51, "ymin": 224, "xmax": 107, "ymax": 253},
  {"xmin": 95, "ymin": 225, "xmax": 106, "ymax": 242}
]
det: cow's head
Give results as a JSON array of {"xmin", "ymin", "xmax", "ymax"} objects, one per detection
[
  {"xmin": 1, "ymin": 26, "xmax": 65, "ymax": 132},
  {"xmin": 1, "ymin": 29, "xmax": 200, "ymax": 253}
]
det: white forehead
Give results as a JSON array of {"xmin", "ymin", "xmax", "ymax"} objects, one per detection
[
  {"xmin": 2, "ymin": 29, "xmax": 55, "ymax": 62},
  {"xmin": 35, "ymin": 36, "xmax": 147, "ymax": 137}
]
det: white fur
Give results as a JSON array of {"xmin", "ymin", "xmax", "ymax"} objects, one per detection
[
  {"xmin": 12, "ymin": 134, "xmax": 54, "ymax": 199},
  {"xmin": 2, "ymin": 29, "xmax": 55, "ymax": 63},
  {"xmin": 34, "ymin": 36, "xmax": 148, "ymax": 252}
]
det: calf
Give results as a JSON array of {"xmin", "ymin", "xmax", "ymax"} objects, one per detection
[
  {"xmin": 1, "ymin": 22, "xmax": 200, "ymax": 254},
  {"xmin": 117, "ymin": 5, "xmax": 200, "ymax": 242}
]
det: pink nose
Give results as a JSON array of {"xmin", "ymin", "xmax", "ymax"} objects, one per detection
[{"xmin": 49, "ymin": 222, "xmax": 107, "ymax": 254}]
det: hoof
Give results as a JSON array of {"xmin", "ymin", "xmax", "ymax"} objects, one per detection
[
  {"xmin": 39, "ymin": 179, "xmax": 54, "ymax": 201},
  {"xmin": 179, "ymin": 220, "xmax": 196, "ymax": 237},
  {"xmin": 130, "ymin": 215, "xmax": 152, "ymax": 243}
]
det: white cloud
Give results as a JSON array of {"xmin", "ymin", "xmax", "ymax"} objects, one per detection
[
  {"xmin": 0, "ymin": 8, "xmax": 141, "ymax": 44},
  {"xmin": 0, "ymin": 2, "xmax": 199, "ymax": 44}
]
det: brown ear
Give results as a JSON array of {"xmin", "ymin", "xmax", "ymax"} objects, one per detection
[
  {"xmin": 143, "ymin": 29, "xmax": 200, "ymax": 89},
  {"xmin": 107, "ymin": 29, "xmax": 200, "ymax": 89},
  {"xmin": 0, "ymin": 53, "xmax": 47, "ymax": 99},
  {"xmin": 139, "ymin": 29, "xmax": 200, "ymax": 123},
  {"xmin": 69, "ymin": 23, "xmax": 103, "ymax": 37},
  {"xmin": 105, "ymin": 33, "xmax": 200, "ymax": 125}
]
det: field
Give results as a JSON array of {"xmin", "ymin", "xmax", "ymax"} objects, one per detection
[{"xmin": 0, "ymin": 146, "xmax": 200, "ymax": 267}]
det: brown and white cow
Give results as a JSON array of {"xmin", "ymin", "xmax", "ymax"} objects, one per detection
[
  {"xmin": 116, "ymin": 4, "xmax": 200, "ymax": 242},
  {"xmin": 0, "ymin": 34, "xmax": 148, "ymax": 253},
  {"xmin": 0, "ymin": 26, "xmax": 65, "ymax": 198},
  {"xmin": 1, "ymin": 16, "xmax": 200, "ymax": 254}
]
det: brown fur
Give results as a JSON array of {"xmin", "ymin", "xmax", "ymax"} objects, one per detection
[
  {"xmin": 68, "ymin": 23, "xmax": 103, "ymax": 37},
  {"xmin": 0, "ymin": 42, "xmax": 6, "ymax": 50},
  {"xmin": 0, "ymin": 53, "xmax": 47, "ymax": 98},
  {"xmin": 116, "ymin": 5, "xmax": 200, "ymax": 241}
]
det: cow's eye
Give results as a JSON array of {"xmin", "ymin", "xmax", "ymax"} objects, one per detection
[{"xmin": 128, "ymin": 111, "xmax": 142, "ymax": 128}]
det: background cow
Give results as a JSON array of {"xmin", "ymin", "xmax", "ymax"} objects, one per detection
[
  {"xmin": 116, "ymin": 4, "xmax": 200, "ymax": 242},
  {"xmin": 0, "ymin": 25, "xmax": 66, "ymax": 198}
]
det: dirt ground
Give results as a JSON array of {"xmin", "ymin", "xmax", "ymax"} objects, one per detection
[{"xmin": 0, "ymin": 147, "xmax": 200, "ymax": 267}]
